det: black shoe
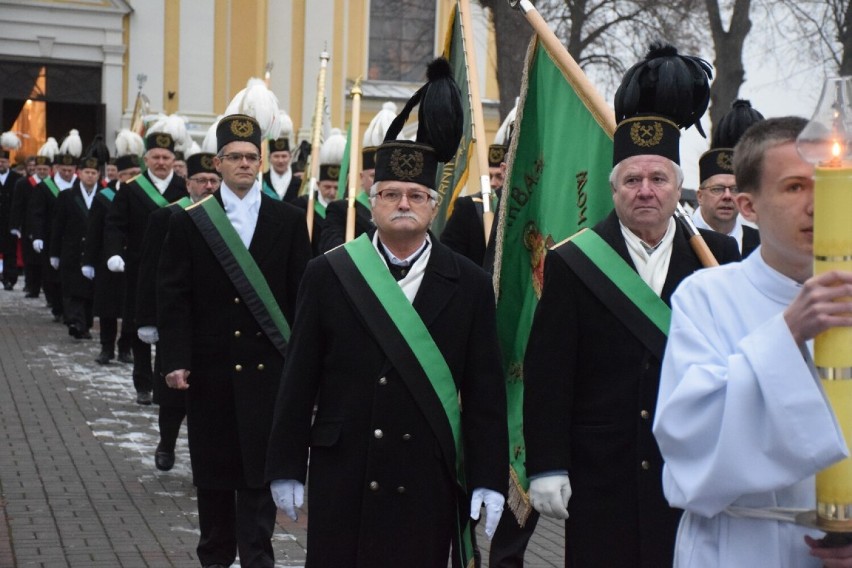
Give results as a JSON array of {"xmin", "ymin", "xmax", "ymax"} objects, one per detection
[
  {"xmin": 68, "ymin": 325, "xmax": 78, "ymax": 337},
  {"xmin": 95, "ymin": 348, "xmax": 114, "ymax": 365},
  {"xmin": 52, "ymin": 313, "xmax": 62, "ymax": 323},
  {"xmin": 154, "ymin": 444, "xmax": 175, "ymax": 471},
  {"xmin": 136, "ymin": 390, "xmax": 152, "ymax": 405},
  {"xmin": 117, "ymin": 350, "xmax": 134, "ymax": 364},
  {"xmin": 3, "ymin": 282, "xmax": 13, "ymax": 291},
  {"xmin": 25, "ymin": 292, "xmax": 38, "ymax": 298},
  {"xmin": 78, "ymin": 330, "xmax": 92, "ymax": 340}
]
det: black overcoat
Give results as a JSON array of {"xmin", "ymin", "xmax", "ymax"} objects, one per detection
[
  {"xmin": 157, "ymin": 191, "xmax": 311, "ymax": 489},
  {"xmin": 523, "ymin": 210, "xmax": 740, "ymax": 568},
  {"xmin": 439, "ymin": 193, "xmax": 487, "ymax": 266},
  {"xmin": 49, "ymin": 183, "xmax": 96, "ymax": 299},
  {"xmin": 742, "ymin": 224, "xmax": 760, "ymax": 258},
  {"xmin": 104, "ymin": 172, "xmax": 186, "ymax": 320},
  {"xmin": 317, "ymin": 198, "xmax": 373, "ymax": 253},
  {"xmin": 27, "ymin": 180, "xmax": 63, "ymax": 285},
  {"xmin": 82, "ymin": 190, "xmax": 125, "ymax": 318},
  {"xmin": 265, "ymin": 237, "xmax": 509, "ymax": 567},
  {"xmin": 10, "ymin": 176, "xmax": 39, "ymax": 266}
]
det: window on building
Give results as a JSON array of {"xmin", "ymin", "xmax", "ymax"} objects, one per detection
[{"xmin": 368, "ymin": 0, "xmax": 436, "ymax": 82}]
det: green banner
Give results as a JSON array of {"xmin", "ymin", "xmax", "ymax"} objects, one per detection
[
  {"xmin": 433, "ymin": 4, "xmax": 472, "ymax": 236},
  {"xmin": 493, "ymin": 37, "xmax": 614, "ymax": 523}
]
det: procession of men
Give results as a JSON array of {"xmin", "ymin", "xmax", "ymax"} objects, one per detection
[{"xmin": 6, "ymin": 14, "xmax": 852, "ymax": 568}]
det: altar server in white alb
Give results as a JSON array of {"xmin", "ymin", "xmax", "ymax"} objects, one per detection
[{"xmin": 653, "ymin": 116, "xmax": 852, "ymax": 567}]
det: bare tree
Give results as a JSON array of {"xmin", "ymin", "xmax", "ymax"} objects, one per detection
[
  {"xmin": 705, "ymin": 0, "xmax": 753, "ymax": 131},
  {"xmin": 773, "ymin": 0, "xmax": 852, "ymax": 75},
  {"xmin": 478, "ymin": 0, "xmax": 535, "ymax": 120}
]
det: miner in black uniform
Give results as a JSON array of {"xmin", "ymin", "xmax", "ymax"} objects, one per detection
[
  {"xmin": 0, "ymin": 144, "xmax": 23, "ymax": 290},
  {"xmin": 157, "ymin": 115, "xmax": 311, "ymax": 568},
  {"xmin": 261, "ymin": 135, "xmax": 301, "ymax": 203},
  {"xmin": 104, "ymin": 132, "xmax": 187, "ymax": 405},
  {"xmin": 10, "ymin": 154, "xmax": 52, "ymax": 298}
]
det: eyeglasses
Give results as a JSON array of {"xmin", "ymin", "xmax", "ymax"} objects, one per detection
[
  {"xmin": 220, "ymin": 152, "xmax": 261, "ymax": 164},
  {"xmin": 189, "ymin": 177, "xmax": 221, "ymax": 187},
  {"xmin": 372, "ymin": 189, "xmax": 433, "ymax": 205},
  {"xmin": 702, "ymin": 184, "xmax": 739, "ymax": 196}
]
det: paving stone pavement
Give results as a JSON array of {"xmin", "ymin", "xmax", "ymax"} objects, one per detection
[{"xmin": 0, "ymin": 285, "xmax": 564, "ymax": 567}]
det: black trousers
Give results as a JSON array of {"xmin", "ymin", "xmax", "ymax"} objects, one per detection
[
  {"xmin": 99, "ymin": 318, "xmax": 133, "ymax": 351},
  {"xmin": 129, "ymin": 322, "xmax": 153, "ymax": 393},
  {"xmin": 489, "ymin": 509, "xmax": 540, "ymax": 567},
  {"xmin": 196, "ymin": 486, "xmax": 276, "ymax": 568},
  {"xmin": 64, "ymin": 296, "xmax": 93, "ymax": 332},
  {"xmin": 24, "ymin": 257, "xmax": 42, "ymax": 294},
  {"xmin": 1, "ymin": 237, "xmax": 18, "ymax": 285}
]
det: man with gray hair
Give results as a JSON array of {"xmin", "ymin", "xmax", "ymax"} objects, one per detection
[{"xmin": 522, "ymin": 44, "xmax": 740, "ymax": 566}]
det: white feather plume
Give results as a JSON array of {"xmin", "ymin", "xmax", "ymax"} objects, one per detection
[
  {"xmin": 59, "ymin": 129, "xmax": 83, "ymax": 158},
  {"xmin": 38, "ymin": 137, "xmax": 59, "ymax": 160},
  {"xmin": 319, "ymin": 128, "xmax": 346, "ymax": 165},
  {"xmin": 278, "ymin": 110, "xmax": 294, "ymax": 140},
  {"xmin": 146, "ymin": 114, "xmax": 192, "ymax": 153},
  {"xmin": 1, "ymin": 131, "xmax": 21, "ymax": 150},
  {"xmin": 201, "ymin": 118, "xmax": 220, "ymax": 154},
  {"xmin": 494, "ymin": 99, "xmax": 518, "ymax": 145},
  {"xmin": 363, "ymin": 101, "xmax": 398, "ymax": 147},
  {"xmin": 184, "ymin": 140, "xmax": 202, "ymax": 158},
  {"xmin": 225, "ymin": 78, "xmax": 281, "ymax": 140},
  {"xmin": 114, "ymin": 129, "xmax": 146, "ymax": 157}
]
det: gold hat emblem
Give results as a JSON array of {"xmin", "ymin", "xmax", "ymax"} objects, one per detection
[
  {"xmin": 201, "ymin": 155, "xmax": 214, "ymax": 170},
  {"xmin": 272, "ymin": 138, "xmax": 288, "ymax": 152},
  {"xmin": 716, "ymin": 150, "xmax": 733, "ymax": 171},
  {"xmin": 327, "ymin": 165, "xmax": 340, "ymax": 178},
  {"xmin": 489, "ymin": 146, "xmax": 506, "ymax": 164},
  {"xmin": 83, "ymin": 157, "xmax": 98, "ymax": 169},
  {"xmin": 230, "ymin": 119, "xmax": 255, "ymax": 139},
  {"xmin": 630, "ymin": 121, "xmax": 664, "ymax": 148},
  {"xmin": 390, "ymin": 148, "xmax": 424, "ymax": 180},
  {"xmin": 60, "ymin": 155, "xmax": 75, "ymax": 165},
  {"xmin": 155, "ymin": 134, "xmax": 172, "ymax": 148}
]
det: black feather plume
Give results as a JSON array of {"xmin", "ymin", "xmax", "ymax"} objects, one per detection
[
  {"xmin": 417, "ymin": 57, "xmax": 463, "ymax": 162},
  {"xmin": 712, "ymin": 99, "xmax": 764, "ymax": 148},
  {"xmin": 614, "ymin": 42, "xmax": 713, "ymax": 137},
  {"xmin": 83, "ymin": 134, "xmax": 111, "ymax": 163}
]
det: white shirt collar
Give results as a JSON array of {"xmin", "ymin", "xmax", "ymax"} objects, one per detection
[
  {"xmin": 220, "ymin": 181, "xmax": 261, "ymax": 248},
  {"xmin": 148, "ymin": 170, "xmax": 174, "ymax": 193},
  {"xmin": 620, "ymin": 218, "xmax": 676, "ymax": 296},
  {"xmin": 692, "ymin": 205, "xmax": 745, "ymax": 251},
  {"xmin": 269, "ymin": 168, "xmax": 292, "ymax": 199}
]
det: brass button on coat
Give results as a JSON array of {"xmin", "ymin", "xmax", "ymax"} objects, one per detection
[
  {"xmin": 640, "ymin": 410, "xmax": 650, "ymax": 420},
  {"xmin": 235, "ymin": 364, "xmax": 243, "ymax": 372},
  {"xmin": 396, "ymin": 486, "xmax": 406, "ymax": 494},
  {"xmin": 234, "ymin": 330, "xmax": 241, "ymax": 338},
  {"xmin": 257, "ymin": 364, "xmax": 264, "ymax": 371},
  {"xmin": 234, "ymin": 297, "xmax": 240, "ymax": 304},
  {"xmin": 369, "ymin": 481, "xmax": 379, "ymax": 491},
  {"xmin": 402, "ymin": 434, "xmax": 411, "ymax": 441},
  {"xmin": 641, "ymin": 460, "xmax": 650, "ymax": 470},
  {"xmin": 378, "ymin": 377, "xmax": 388, "ymax": 385},
  {"xmin": 374, "ymin": 429, "xmax": 383, "ymax": 439}
]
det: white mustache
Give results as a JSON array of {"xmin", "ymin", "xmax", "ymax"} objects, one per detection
[{"xmin": 390, "ymin": 212, "xmax": 419, "ymax": 221}]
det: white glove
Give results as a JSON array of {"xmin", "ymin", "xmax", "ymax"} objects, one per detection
[
  {"xmin": 33, "ymin": 239, "xmax": 43, "ymax": 253},
  {"xmin": 49, "ymin": 257, "xmax": 60, "ymax": 270},
  {"xmin": 137, "ymin": 326, "xmax": 159, "ymax": 344},
  {"xmin": 81, "ymin": 265, "xmax": 95, "ymax": 280},
  {"xmin": 10, "ymin": 229, "xmax": 21, "ymax": 238},
  {"xmin": 270, "ymin": 479, "xmax": 304, "ymax": 521},
  {"xmin": 529, "ymin": 474, "xmax": 572, "ymax": 519},
  {"xmin": 107, "ymin": 255, "xmax": 125, "ymax": 272},
  {"xmin": 470, "ymin": 487, "xmax": 505, "ymax": 539}
]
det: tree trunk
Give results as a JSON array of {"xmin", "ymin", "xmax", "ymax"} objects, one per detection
[
  {"xmin": 479, "ymin": 0, "xmax": 534, "ymax": 119},
  {"xmin": 705, "ymin": 0, "xmax": 752, "ymax": 136}
]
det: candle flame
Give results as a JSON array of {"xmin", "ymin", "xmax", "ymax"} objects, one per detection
[{"xmin": 833, "ymin": 141, "xmax": 843, "ymax": 158}]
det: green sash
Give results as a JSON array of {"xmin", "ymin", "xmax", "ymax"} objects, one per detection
[
  {"xmin": 557, "ymin": 228, "xmax": 670, "ymax": 357},
  {"xmin": 100, "ymin": 188, "xmax": 116, "ymax": 202},
  {"xmin": 134, "ymin": 174, "xmax": 170, "ymax": 208},
  {"xmin": 329, "ymin": 234, "xmax": 473, "ymax": 567},
  {"xmin": 173, "ymin": 196, "xmax": 192, "ymax": 209},
  {"xmin": 186, "ymin": 196, "xmax": 291, "ymax": 355},
  {"xmin": 43, "ymin": 177, "xmax": 60, "ymax": 198},
  {"xmin": 314, "ymin": 199, "xmax": 327, "ymax": 219},
  {"xmin": 355, "ymin": 190, "xmax": 371, "ymax": 211},
  {"xmin": 262, "ymin": 180, "xmax": 282, "ymax": 201}
]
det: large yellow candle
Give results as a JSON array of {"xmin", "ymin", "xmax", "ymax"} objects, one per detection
[{"xmin": 814, "ymin": 165, "xmax": 852, "ymax": 530}]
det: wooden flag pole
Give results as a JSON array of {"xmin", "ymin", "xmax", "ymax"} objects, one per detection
[
  {"xmin": 306, "ymin": 50, "xmax": 330, "ymax": 242},
  {"xmin": 457, "ymin": 0, "xmax": 494, "ymax": 245},
  {"xmin": 346, "ymin": 79, "xmax": 363, "ymax": 242}
]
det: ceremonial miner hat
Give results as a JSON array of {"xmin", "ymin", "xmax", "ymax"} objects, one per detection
[
  {"xmin": 186, "ymin": 152, "xmax": 217, "ymax": 178},
  {"xmin": 0, "ymin": 131, "xmax": 21, "ymax": 159},
  {"xmin": 174, "ymin": 150, "xmax": 185, "ymax": 162},
  {"xmin": 270, "ymin": 136, "xmax": 290, "ymax": 153},
  {"xmin": 489, "ymin": 103, "xmax": 517, "ymax": 168},
  {"xmin": 216, "ymin": 114, "xmax": 262, "ymax": 153},
  {"xmin": 115, "ymin": 154, "xmax": 140, "ymax": 172},
  {"xmin": 36, "ymin": 137, "xmax": 59, "ymax": 166},
  {"xmin": 375, "ymin": 57, "xmax": 463, "ymax": 188},
  {"xmin": 613, "ymin": 43, "xmax": 712, "ymax": 166},
  {"xmin": 291, "ymin": 140, "xmax": 310, "ymax": 174},
  {"xmin": 146, "ymin": 132, "xmax": 176, "ymax": 154},
  {"xmin": 80, "ymin": 134, "xmax": 110, "ymax": 171},
  {"xmin": 319, "ymin": 128, "xmax": 346, "ymax": 182},
  {"xmin": 363, "ymin": 102, "xmax": 398, "ymax": 171},
  {"xmin": 56, "ymin": 129, "xmax": 83, "ymax": 166},
  {"xmin": 699, "ymin": 99, "xmax": 764, "ymax": 182}
]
